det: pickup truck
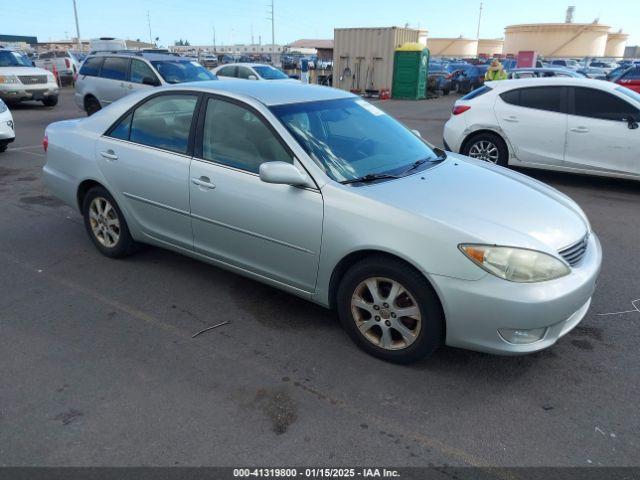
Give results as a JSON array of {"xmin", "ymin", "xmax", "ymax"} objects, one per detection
[{"xmin": 34, "ymin": 51, "xmax": 83, "ymax": 85}]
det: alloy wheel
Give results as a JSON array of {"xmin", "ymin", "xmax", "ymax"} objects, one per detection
[
  {"xmin": 468, "ymin": 140, "xmax": 500, "ymax": 163},
  {"xmin": 89, "ymin": 197, "xmax": 120, "ymax": 248},
  {"xmin": 351, "ymin": 277, "xmax": 422, "ymax": 350}
]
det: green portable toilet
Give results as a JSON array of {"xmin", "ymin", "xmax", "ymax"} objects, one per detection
[{"xmin": 392, "ymin": 43, "xmax": 429, "ymax": 100}]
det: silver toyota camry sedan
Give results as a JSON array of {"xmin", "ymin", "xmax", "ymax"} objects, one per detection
[{"xmin": 42, "ymin": 80, "xmax": 602, "ymax": 363}]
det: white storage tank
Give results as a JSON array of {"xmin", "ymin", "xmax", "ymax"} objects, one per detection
[
  {"xmin": 333, "ymin": 27, "xmax": 420, "ymax": 92},
  {"xmin": 427, "ymin": 37, "xmax": 478, "ymax": 57},
  {"xmin": 477, "ymin": 39, "xmax": 504, "ymax": 56},
  {"xmin": 605, "ymin": 32, "xmax": 629, "ymax": 58},
  {"xmin": 503, "ymin": 23, "xmax": 609, "ymax": 58}
]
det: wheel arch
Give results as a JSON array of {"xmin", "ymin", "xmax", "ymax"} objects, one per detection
[
  {"xmin": 460, "ymin": 128, "xmax": 511, "ymax": 158},
  {"xmin": 328, "ymin": 249, "xmax": 444, "ymax": 317},
  {"xmin": 76, "ymin": 179, "xmax": 106, "ymax": 212}
]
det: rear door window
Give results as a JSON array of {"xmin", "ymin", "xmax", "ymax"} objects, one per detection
[
  {"xmin": 518, "ymin": 87, "xmax": 565, "ymax": 113},
  {"xmin": 126, "ymin": 94, "xmax": 199, "ymax": 153},
  {"xmin": 572, "ymin": 87, "xmax": 639, "ymax": 121},
  {"xmin": 79, "ymin": 56, "xmax": 103, "ymax": 76},
  {"xmin": 217, "ymin": 66, "xmax": 237, "ymax": 77},
  {"xmin": 100, "ymin": 57, "xmax": 129, "ymax": 81}
]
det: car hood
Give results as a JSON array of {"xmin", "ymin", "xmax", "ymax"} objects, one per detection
[
  {"xmin": 355, "ymin": 154, "xmax": 589, "ymax": 253},
  {"xmin": 0, "ymin": 66, "xmax": 53, "ymax": 77}
]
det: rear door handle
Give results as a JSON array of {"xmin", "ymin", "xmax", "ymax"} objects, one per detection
[
  {"xmin": 191, "ymin": 176, "xmax": 216, "ymax": 189},
  {"xmin": 503, "ymin": 116, "xmax": 519, "ymax": 123},
  {"xmin": 570, "ymin": 127, "xmax": 589, "ymax": 133},
  {"xmin": 100, "ymin": 150, "xmax": 118, "ymax": 161}
]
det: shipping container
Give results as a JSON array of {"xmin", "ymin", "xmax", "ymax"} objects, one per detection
[{"xmin": 333, "ymin": 27, "xmax": 421, "ymax": 94}]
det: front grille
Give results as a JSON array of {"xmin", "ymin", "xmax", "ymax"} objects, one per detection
[
  {"xmin": 559, "ymin": 235, "xmax": 589, "ymax": 267},
  {"xmin": 18, "ymin": 75, "xmax": 47, "ymax": 85}
]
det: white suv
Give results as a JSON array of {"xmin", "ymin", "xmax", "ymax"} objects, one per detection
[
  {"xmin": 0, "ymin": 47, "xmax": 60, "ymax": 106},
  {"xmin": 0, "ymin": 99, "xmax": 15, "ymax": 152},
  {"xmin": 443, "ymin": 78, "xmax": 640, "ymax": 181}
]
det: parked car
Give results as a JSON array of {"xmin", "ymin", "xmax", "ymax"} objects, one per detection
[
  {"xmin": 509, "ymin": 68, "xmax": 586, "ymax": 79},
  {"xmin": 613, "ymin": 66, "xmax": 640, "ymax": 93},
  {"xmin": 577, "ymin": 67, "xmax": 608, "ymax": 80},
  {"xmin": 297, "ymin": 56, "xmax": 317, "ymax": 70},
  {"xmin": 221, "ymin": 54, "xmax": 239, "ymax": 64},
  {"xmin": 89, "ymin": 37, "xmax": 127, "ymax": 52},
  {"xmin": 213, "ymin": 63, "xmax": 297, "ymax": 82},
  {"xmin": 428, "ymin": 65, "xmax": 454, "ymax": 95},
  {"xmin": 281, "ymin": 55, "xmax": 298, "ymax": 70},
  {"xmin": 0, "ymin": 47, "xmax": 60, "ymax": 106},
  {"xmin": 606, "ymin": 64, "xmax": 632, "ymax": 81},
  {"xmin": 444, "ymin": 78, "xmax": 640, "ymax": 181},
  {"xmin": 550, "ymin": 59, "xmax": 580, "ymax": 70},
  {"xmin": 455, "ymin": 65, "xmax": 488, "ymax": 94},
  {"xmin": 42, "ymin": 81, "xmax": 602, "ymax": 363},
  {"xmin": 199, "ymin": 54, "xmax": 219, "ymax": 69},
  {"xmin": 0, "ymin": 98, "xmax": 15, "ymax": 152},
  {"xmin": 316, "ymin": 59, "xmax": 333, "ymax": 70},
  {"xmin": 75, "ymin": 51, "xmax": 216, "ymax": 115}
]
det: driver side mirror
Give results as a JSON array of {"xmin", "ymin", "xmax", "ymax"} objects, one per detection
[
  {"xmin": 623, "ymin": 116, "xmax": 639, "ymax": 130},
  {"xmin": 142, "ymin": 76, "xmax": 161, "ymax": 86},
  {"xmin": 411, "ymin": 129, "xmax": 422, "ymax": 138},
  {"xmin": 259, "ymin": 162, "xmax": 313, "ymax": 187}
]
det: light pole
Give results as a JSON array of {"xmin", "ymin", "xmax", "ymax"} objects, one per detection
[
  {"xmin": 72, "ymin": 0, "xmax": 82, "ymax": 51},
  {"xmin": 476, "ymin": 1, "xmax": 483, "ymax": 40}
]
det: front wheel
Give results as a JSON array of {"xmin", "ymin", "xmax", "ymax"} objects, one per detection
[
  {"xmin": 82, "ymin": 186, "xmax": 138, "ymax": 258},
  {"xmin": 337, "ymin": 256, "xmax": 444, "ymax": 364},
  {"xmin": 462, "ymin": 132, "xmax": 509, "ymax": 167},
  {"xmin": 42, "ymin": 96, "xmax": 58, "ymax": 107},
  {"xmin": 84, "ymin": 96, "xmax": 101, "ymax": 116}
]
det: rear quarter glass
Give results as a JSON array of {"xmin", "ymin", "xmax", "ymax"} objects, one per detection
[{"xmin": 462, "ymin": 86, "xmax": 492, "ymax": 101}]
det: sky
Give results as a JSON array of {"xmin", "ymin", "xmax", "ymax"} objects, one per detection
[{"xmin": 3, "ymin": 0, "xmax": 639, "ymax": 47}]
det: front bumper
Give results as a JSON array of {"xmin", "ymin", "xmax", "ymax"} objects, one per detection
[
  {"xmin": 0, "ymin": 114, "xmax": 15, "ymax": 141},
  {"xmin": 0, "ymin": 84, "xmax": 60, "ymax": 102},
  {"xmin": 431, "ymin": 233, "xmax": 602, "ymax": 355}
]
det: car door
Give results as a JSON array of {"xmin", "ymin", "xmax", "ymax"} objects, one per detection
[
  {"xmin": 495, "ymin": 86, "xmax": 568, "ymax": 166},
  {"xmin": 128, "ymin": 58, "xmax": 160, "ymax": 93},
  {"xmin": 96, "ymin": 56, "xmax": 131, "ymax": 105},
  {"xmin": 215, "ymin": 65, "xmax": 238, "ymax": 80},
  {"xmin": 565, "ymin": 87, "xmax": 640, "ymax": 176},
  {"xmin": 95, "ymin": 92, "xmax": 201, "ymax": 249},
  {"xmin": 617, "ymin": 68, "xmax": 640, "ymax": 93},
  {"xmin": 236, "ymin": 66, "xmax": 256, "ymax": 80},
  {"xmin": 189, "ymin": 95, "xmax": 323, "ymax": 292}
]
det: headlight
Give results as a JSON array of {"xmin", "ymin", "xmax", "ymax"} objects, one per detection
[
  {"xmin": 0, "ymin": 75, "xmax": 20, "ymax": 84},
  {"xmin": 0, "ymin": 100, "xmax": 7, "ymax": 113},
  {"xmin": 459, "ymin": 244, "xmax": 570, "ymax": 283}
]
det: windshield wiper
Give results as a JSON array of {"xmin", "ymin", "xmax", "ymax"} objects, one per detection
[
  {"xmin": 340, "ymin": 173, "xmax": 400, "ymax": 185},
  {"xmin": 399, "ymin": 149, "xmax": 448, "ymax": 176}
]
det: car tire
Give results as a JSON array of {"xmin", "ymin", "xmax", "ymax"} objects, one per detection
[
  {"xmin": 463, "ymin": 132, "xmax": 509, "ymax": 167},
  {"xmin": 84, "ymin": 96, "xmax": 101, "ymax": 116},
  {"xmin": 0, "ymin": 144, "xmax": 7, "ymax": 153},
  {"xmin": 82, "ymin": 186, "xmax": 139, "ymax": 258},
  {"xmin": 42, "ymin": 96, "xmax": 58, "ymax": 107},
  {"xmin": 336, "ymin": 256, "xmax": 444, "ymax": 364},
  {"xmin": 442, "ymin": 88, "xmax": 450, "ymax": 96}
]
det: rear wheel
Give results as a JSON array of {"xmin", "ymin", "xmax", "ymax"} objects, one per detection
[
  {"xmin": 463, "ymin": 132, "xmax": 509, "ymax": 167},
  {"xmin": 0, "ymin": 145, "xmax": 7, "ymax": 153},
  {"xmin": 84, "ymin": 96, "xmax": 101, "ymax": 116},
  {"xmin": 337, "ymin": 256, "xmax": 444, "ymax": 364},
  {"xmin": 82, "ymin": 186, "xmax": 138, "ymax": 258}
]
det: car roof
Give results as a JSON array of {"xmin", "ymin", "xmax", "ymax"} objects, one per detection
[
  {"xmin": 217, "ymin": 63, "xmax": 275, "ymax": 68},
  {"xmin": 88, "ymin": 51, "xmax": 192, "ymax": 61},
  {"xmin": 174, "ymin": 80, "xmax": 356, "ymax": 106},
  {"xmin": 485, "ymin": 77, "xmax": 620, "ymax": 91}
]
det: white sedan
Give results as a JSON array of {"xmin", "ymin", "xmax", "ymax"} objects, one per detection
[
  {"xmin": 0, "ymin": 99, "xmax": 15, "ymax": 152},
  {"xmin": 443, "ymin": 78, "xmax": 640, "ymax": 181},
  {"xmin": 212, "ymin": 63, "xmax": 297, "ymax": 82}
]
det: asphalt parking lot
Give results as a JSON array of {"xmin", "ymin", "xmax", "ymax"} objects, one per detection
[{"xmin": 1, "ymin": 87, "xmax": 639, "ymax": 468}]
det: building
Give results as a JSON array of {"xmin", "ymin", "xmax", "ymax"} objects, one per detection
[
  {"xmin": 427, "ymin": 37, "xmax": 478, "ymax": 57},
  {"xmin": 503, "ymin": 22, "xmax": 628, "ymax": 58},
  {"xmin": 0, "ymin": 34, "xmax": 38, "ymax": 46},
  {"xmin": 170, "ymin": 44, "xmax": 284, "ymax": 56},
  {"xmin": 286, "ymin": 39, "xmax": 334, "ymax": 61},
  {"xmin": 477, "ymin": 39, "xmax": 504, "ymax": 57},
  {"xmin": 624, "ymin": 45, "xmax": 640, "ymax": 59}
]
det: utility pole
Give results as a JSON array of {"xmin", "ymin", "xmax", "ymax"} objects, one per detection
[
  {"xmin": 251, "ymin": 24, "xmax": 254, "ymax": 45},
  {"xmin": 267, "ymin": 0, "xmax": 275, "ymax": 46},
  {"xmin": 72, "ymin": 0, "xmax": 82, "ymax": 51},
  {"xmin": 212, "ymin": 26, "xmax": 216, "ymax": 52},
  {"xmin": 476, "ymin": 1, "xmax": 483, "ymax": 40},
  {"xmin": 147, "ymin": 11, "xmax": 153, "ymax": 45}
]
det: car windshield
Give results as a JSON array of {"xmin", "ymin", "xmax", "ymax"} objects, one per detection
[
  {"xmin": 150, "ymin": 60, "xmax": 216, "ymax": 84},
  {"xmin": 616, "ymin": 86, "xmax": 640, "ymax": 104},
  {"xmin": 271, "ymin": 98, "xmax": 441, "ymax": 183},
  {"xmin": 0, "ymin": 50, "xmax": 33, "ymax": 67},
  {"xmin": 254, "ymin": 65, "xmax": 289, "ymax": 80}
]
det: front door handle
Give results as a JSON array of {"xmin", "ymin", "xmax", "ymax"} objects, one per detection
[
  {"xmin": 100, "ymin": 150, "xmax": 118, "ymax": 161},
  {"xmin": 570, "ymin": 127, "xmax": 589, "ymax": 133},
  {"xmin": 191, "ymin": 176, "xmax": 216, "ymax": 189}
]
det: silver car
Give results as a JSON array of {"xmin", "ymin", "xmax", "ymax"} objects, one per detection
[
  {"xmin": 74, "ymin": 52, "xmax": 216, "ymax": 116},
  {"xmin": 42, "ymin": 81, "xmax": 602, "ymax": 363}
]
